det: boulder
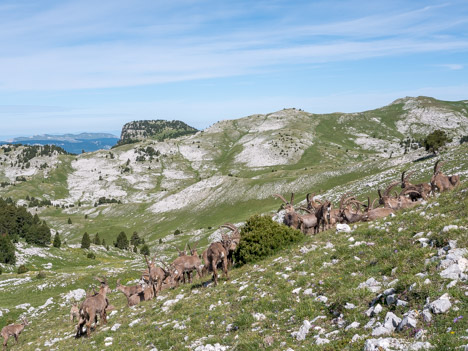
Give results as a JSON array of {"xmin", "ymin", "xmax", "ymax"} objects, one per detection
[{"xmin": 429, "ymin": 294, "xmax": 452, "ymax": 314}]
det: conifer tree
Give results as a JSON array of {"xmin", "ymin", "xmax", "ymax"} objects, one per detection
[
  {"xmin": 53, "ymin": 232, "xmax": 61, "ymax": 248},
  {"xmin": 93, "ymin": 233, "xmax": 101, "ymax": 245},
  {"xmin": 140, "ymin": 244, "xmax": 150, "ymax": 256},
  {"xmin": 115, "ymin": 231, "xmax": 129, "ymax": 250},
  {"xmin": 68, "ymin": 217, "xmax": 72, "ymax": 224},
  {"xmin": 81, "ymin": 232, "xmax": 91, "ymax": 249}
]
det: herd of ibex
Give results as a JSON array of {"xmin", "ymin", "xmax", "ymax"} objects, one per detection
[
  {"xmin": 1, "ymin": 160, "xmax": 460, "ymax": 347},
  {"xmin": 275, "ymin": 160, "xmax": 460, "ymax": 234}
]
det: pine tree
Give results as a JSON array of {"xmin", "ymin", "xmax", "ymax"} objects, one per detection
[
  {"xmin": 81, "ymin": 232, "xmax": 91, "ymax": 249},
  {"xmin": 102, "ymin": 238, "xmax": 106, "ymax": 247},
  {"xmin": 53, "ymin": 233, "xmax": 61, "ymax": 248},
  {"xmin": 93, "ymin": 233, "xmax": 101, "ymax": 245},
  {"xmin": 133, "ymin": 245, "xmax": 138, "ymax": 253},
  {"xmin": 140, "ymin": 244, "xmax": 150, "ymax": 256},
  {"xmin": 68, "ymin": 217, "xmax": 72, "ymax": 224},
  {"xmin": 0, "ymin": 233, "xmax": 16, "ymax": 265},
  {"xmin": 130, "ymin": 231, "xmax": 141, "ymax": 246},
  {"xmin": 115, "ymin": 231, "xmax": 129, "ymax": 250}
]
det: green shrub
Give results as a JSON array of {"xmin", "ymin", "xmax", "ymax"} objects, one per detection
[
  {"xmin": 114, "ymin": 231, "xmax": 129, "ymax": 250},
  {"xmin": 0, "ymin": 233, "xmax": 16, "ymax": 265},
  {"xmin": 87, "ymin": 252, "xmax": 96, "ymax": 259},
  {"xmin": 140, "ymin": 244, "xmax": 150, "ymax": 256},
  {"xmin": 53, "ymin": 233, "xmax": 61, "ymax": 248},
  {"xmin": 36, "ymin": 271, "xmax": 46, "ymax": 279},
  {"xmin": 234, "ymin": 215, "xmax": 303, "ymax": 265},
  {"xmin": 0, "ymin": 267, "xmax": 2, "ymax": 275},
  {"xmin": 17, "ymin": 265, "xmax": 29, "ymax": 274}
]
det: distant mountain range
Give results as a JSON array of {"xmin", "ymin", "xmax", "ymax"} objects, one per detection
[{"xmin": 0, "ymin": 133, "xmax": 119, "ymax": 154}]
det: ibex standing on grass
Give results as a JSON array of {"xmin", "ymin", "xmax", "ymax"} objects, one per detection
[
  {"xmin": 2, "ymin": 319, "xmax": 28, "ymax": 350},
  {"xmin": 70, "ymin": 303, "xmax": 79, "ymax": 323},
  {"xmin": 76, "ymin": 277, "xmax": 110, "ymax": 338}
]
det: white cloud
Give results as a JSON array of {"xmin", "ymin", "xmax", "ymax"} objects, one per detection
[{"xmin": 435, "ymin": 64, "xmax": 464, "ymax": 70}]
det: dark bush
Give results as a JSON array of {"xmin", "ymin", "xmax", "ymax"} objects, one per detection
[
  {"xmin": 17, "ymin": 265, "xmax": 28, "ymax": 274},
  {"xmin": 115, "ymin": 231, "xmax": 129, "ymax": 250},
  {"xmin": 53, "ymin": 233, "xmax": 61, "ymax": 248},
  {"xmin": 234, "ymin": 215, "xmax": 303, "ymax": 265},
  {"xmin": 81, "ymin": 232, "xmax": 91, "ymax": 249},
  {"xmin": 87, "ymin": 252, "xmax": 96, "ymax": 259},
  {"xmin": 140, "ymin": 244, "xmax": 150, "ymax": 256},
  {"xmin": 0, "ymin": 233, "xmax": 16, "ymax": 265}
]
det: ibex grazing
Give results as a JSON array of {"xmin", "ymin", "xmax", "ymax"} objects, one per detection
[
  {"xmin": 2, "ymin": 319, "xmax": 28, "ymax": 350},
  {"xmin": 363, "ymin": 197, "xmax": 394, "ymax": 221},
  {"xmin": 401, "ymin": 171, "xmax": 432, "ymax": 200},
  {"xmin": 431, "ymin": 160, "xmax": 460, "ymax": 193},
  {"xmin": 76, "ymin": 277, "xmax": 110, "ymax": 338}
]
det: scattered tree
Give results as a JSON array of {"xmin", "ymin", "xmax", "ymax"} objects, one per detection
[
  {"xmin": 93, "ymin": 233, "xmax": 101, "ymax": 245},
  {"xmin": 53, "ymin": 233, "xmax": 61, "ymax": 248},
  {"xmin": 140, "ymin": 244, "xmax": 150, "ymax": 256},
  {"xmin": 17, "ymin": 265, "xmax": 28, "ymax": 274},
  {"xmin": 423, "ymin": 130, "xmax": 452, "ymax": 154},
  {"xmin": 115, "ymin": 231, "xmax": 129, "ymax": 250},
  {"xmin": 81, "ymin": 232, "xmax": 91, "ymax": 249},
  {"xmin": 68, "ymin": 217, "xmax": 72, "ymax": 224},
  {"xmin": 130, "ymin": 231, "xmax": 142, "ymax": 246}
]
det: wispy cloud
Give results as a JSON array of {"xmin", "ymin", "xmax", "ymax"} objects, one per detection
[
  {"xmin": 0, "ymin": 1, "xmax": 467, "ymax": 91},
  {"xmin": 435, "ymin": 63, "xmax": 464, "ymax": 70}
]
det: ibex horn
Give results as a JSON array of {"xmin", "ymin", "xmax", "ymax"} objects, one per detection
[
  {"xmin": 384, "ymin": 181, "xmax": 400, "ymax": 197},
  {"xmin": 273, "ymin": 194, "xmax": 288, "ymax": 204},
  {"xmin": 290, "ymin": 193, "xmax": 294, "ymax": 205}
]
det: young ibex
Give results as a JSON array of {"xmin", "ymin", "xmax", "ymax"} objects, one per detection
[
  {"xmin": 141, "ymin": 256, "xmax": 171, "ymax": 294},
  {"xmin": 2, "ymin": 319, "xmax": 28, "ymax": 350},
  {"xmin": 170, "ymin": 243, "xmax": 203, "ymax": 286},
  {"xmin": 116, "ymin": 279, "xmax": 144, "ymax": 306},
  {"xmin": 76, "ymin": 277, "xmax": 110, "ymax": 338},
  {"xmin": 401, "ymin": 170, "xmax": 432, "ymax": 200},
  {"xmin": 70, "ymin": 303, "xmax": 79, "ymax": 323},
  {"xmin": 431, "ymin": 160, "xmax": 460, "ymax": 193}
]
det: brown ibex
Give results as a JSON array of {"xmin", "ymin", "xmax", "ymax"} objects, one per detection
[
  {"xmin": 70, "ymin": 303, "xmax": 79, "ymax": 323},
  {"xmin": 274, "ymin": 193, "xmax": 302, "ymax": 230},
  {"xmin": 142, "ymin": 256, "xmax": 171, "ymax": 295},
  {"xmin": 76, "ymin": 277, "xmax": 110, "ymax": 338},
  {"xmin": 170, "ymin": 243, "xmax": 203, "ymax": 286},
  {"xmin": 116, "ymin": 279, "xmax": 144, "ymax": 306},
  {"xmin": 401, "ymin": 170, "xmax": 431, "ymax": 200},
  {"xmin": 205, "ymin": 230, "xmax": 239, "ymax": 286},
  {"xmin": 431, "ymin": 160, "xmax": 460, "ymax": 193},
  {"xmin": 378, "ymin": 181, "xmax": 419, "ymax": 210},
  {"xmin": 337, "ymin": 194, "xmax": 364, "ymax": 224},
  {"xmin": 363, "ymin": 197, "xmax": 394, "ymax": 221},
  {"xmin": 2, "ymin": 319, "xmax": 28, "ymax": 350},
  {"xmin": 220, "ymin": 224, "xmax": 241, "ymax": 267}
]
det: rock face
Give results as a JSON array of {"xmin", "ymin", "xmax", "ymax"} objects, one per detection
[{"xmin": 119, "ymin": 120, "xmax": 198, "ymax": 144}]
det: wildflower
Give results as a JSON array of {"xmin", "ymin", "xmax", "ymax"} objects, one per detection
[{"xmin": 453, "ymin": 315, "xmax": 463, "ymax": 323}]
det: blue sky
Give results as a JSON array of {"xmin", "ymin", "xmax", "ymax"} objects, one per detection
[{"xmin": 0, "ymin": 0, "xmax": 467, "ymax": 139}]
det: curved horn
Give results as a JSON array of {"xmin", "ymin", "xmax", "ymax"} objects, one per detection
[
  {"xmin": 401, "ymin": 170, "xmax": 406, "ymax": 182},
  {"xmin": 298, "ymin": 206, "xmax": 313, "ymax": 214},
  {"xmin": 290, "ymin": 193, "xmax": 295, "ymax": 205},
  {"xmin": 116, "ymin": 278, "xmax": 121, "ymax": 285},
  {"xmin": 306, "ymin": 193, "xmax": 311, "ymax": 204},
  {"xmin": 221, "ymin": 223, "xmax": 237, "ymax": 232},
  {"xmin": 384, "ymin": 181, "xmax": 400, "ymax": 197},
  {"xmin": 94, "ymin": 276, "xmax": 104, "ymax": 284},
  {"xmin": 273, "ymin": 194, "xmax": 288, "ymax": 204},
  {"xmin": 187, "ymin": 242, "xmax": 192, "ymax": 253},
  {"xmin": 371, "ymin": 198, "xmax": 379, "ymax": 209}
]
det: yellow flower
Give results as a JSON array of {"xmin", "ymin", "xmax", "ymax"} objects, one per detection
[{"xmin": 450, "ymin": 331, "xmax": 455, "ymax": 334}]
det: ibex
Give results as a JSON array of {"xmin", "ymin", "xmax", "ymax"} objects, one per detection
[
  {"xmin": 337, "ymin": 194, "xmax": 364, "ymax": 224},
  {"xmin": 76, "ymin": 277, "xmax": 110, "ymax": 338},
  {"xmin": 401, "ymin": 171, "xmax": 431, "ymax": 200},
  {"xmin": 170, "ymin": 243, "xmax": 203, "ymax": 286},
  {"xmin": 363, "ymin": 197, "xmax": 394, "ymax": 221},
  {"xmin": 70, "ymin": 303, "xmax": 79, "ymax": 323},
  {"xmin": 378, "ymin": 181, "xmax": 419, "ymax": 210},
  {"xmin": 205, "ymin": 230, "xmax": 239, "ymax": 286},
  {"xmin": 275, "ymin": 193, "xmax": 317, "ymax": 234},
  {"xmin": 431, "ymin": 160, "xmax": 460, "ymax": 193},
  {"xmin": 116, "ymin": 279, "xmax": 144, "ymax": 306},
  {"xmin": 2, "ymin": 319, "xmax": 28, "ymax": 350},
  {"xmin": 219, "ymin": 224, "xmax": 241, "ymax": 267},
  {"xmin": 142, "ymin": 256, "xmax": 171, "ymax": 294}
]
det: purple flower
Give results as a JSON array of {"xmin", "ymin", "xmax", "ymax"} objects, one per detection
[{"xmin": 453, "ymin": 315, "xmax": 463, "ymax": 323}]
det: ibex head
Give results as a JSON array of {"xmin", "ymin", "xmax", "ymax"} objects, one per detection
[
  {"xmin": 433, "ymin": 160, "xmax": 445, "ymax": 175},
  {"xmin": 401, "ymin": 171, "xmax": 414, "ymax": 188},
  {"xmin": 274, "ymin": 193, "xmax": 295, "ymax": 213}
]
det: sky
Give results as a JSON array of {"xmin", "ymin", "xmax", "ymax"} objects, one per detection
[{"xmin": 0, "ymin": 0, "xmax": 467, "ymax": 139}]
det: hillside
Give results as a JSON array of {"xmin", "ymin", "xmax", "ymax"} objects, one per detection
[{"xmin": 0, "ymin": 96, "xmax": 468, "ymax": 349}]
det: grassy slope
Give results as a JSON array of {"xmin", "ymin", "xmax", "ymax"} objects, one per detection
[{"xmin": 0, "ymin": 174, "xmax": 466, "ymax": 350}]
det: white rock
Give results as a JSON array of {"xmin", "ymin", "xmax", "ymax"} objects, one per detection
[
  {"xmin": 129, "ymin": 318, "xmax": 141, "ymax": 327},
  {"xmin": 373, "ymin": 304, "xmax": 383, "ymax": 315},
  {"xmin": 384, "ymin": 312, "xmax": 401, "ymax": 330},
  {"xmin": 291, "ymin": 320, "xmax": 312, "ymax": 341},
  {"xmin": 429, "ymin": 293, "xmax": 452, "ymax": 314},
  {"xmin": 111, "ymin": 323, "xmax": 121, "ymax": 331},
  {"xmin": 336, "ymin": 224, "xmax": 351, "ymax": 233},
  {"xmin": 345, "ymin": 321, "xmax": 360, "ymax": 331},
  {"xmin": 303, "ymin": 288, "xmax": 314, "ymax": 296},
  {"xmin": 422, "ymin": 310, "xmax": 432, "ymax": 323},
  {"xmin": 292, "ymin": 288, "xmax": 301, "ymax": 295},
  {"xmin": 252, "ymin": 313, "xmax": 266, "ymax": 321},
  {"xmin": 345, "ymin": 302, "xmax": 356, "ymax": 309},
  {"xmin": 442, "ymin": 225, "xmax": 458, "ymax": 232}
]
